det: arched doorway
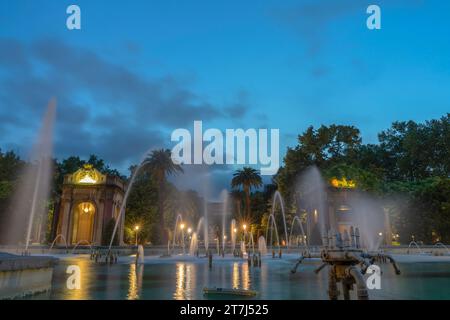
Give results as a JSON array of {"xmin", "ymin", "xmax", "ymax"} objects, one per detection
[{"xmin": 71, "ymin": 202, "xmax": 96, "ymax": 244}]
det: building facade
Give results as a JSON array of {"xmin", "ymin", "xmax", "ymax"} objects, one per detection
[{"xmin": 53, "ymin": 164, "xmax": 126, "ymax": 246}]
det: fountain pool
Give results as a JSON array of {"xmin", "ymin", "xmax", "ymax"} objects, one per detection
[{"xmin": 25, "ymin": 254, "xmax": 450, "ymax": 300}]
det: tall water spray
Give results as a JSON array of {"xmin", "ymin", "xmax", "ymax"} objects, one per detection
[
  {"xmin": 136, "ymin": 245, "xmax": 144, "ymax": 264},
  {"xmin": 195, "ymin": 217, "xmax": 208, "ymax": 253},
  {"xmin": 203, "ymin": 200, "xmax": 209, "ymax": 251},
  {"xmin": 189, "ymin": 232, "xmax": 198, "ymax": 256},
  {"xmin": 220, "ymin": 190, "xmax": 229, "ymax": 254},
  {"xmin": 258, "ymin": 236, "xmax": 267, "ymax": 255},
  {"xmin": 108, "ymin": 150, "xmax": 152, "ymax": 252},
  {"xmin": 240, "ymin": 240, "xmax": 246, "ymax": 255},
  {"xmin": 348, "ymin": 194, "xmax": 388, "ymax": 251},
  {"xmin": 296, "ymin": 166, "xmax": 388, "ymax": 250},
  {"xmin": 230, "ymin": 219, "xmax": 237, "ymax": 253},
  {"xmin": 266, "ymin": 191, "xmax": 289, "ymax": 248},
  {"xmin": 296, "ymin": 166, "xmax": 327, "ymax": 246},
  {"xmin": 288, "ymin": 216, "xmax": 309, "ymax": 251},
  {"xmin": 6, "ymin": 99, "xmax": 56, "ymax": 250},
  {"xmin": 266, "ymin": 214, "xmax": 281, "ymax": 250},
  {"xmin": 248, "ymin": 231, "xmax": 255, "ymax": 254},
  {"xmin": 172, "ymin": 214, "xmax": 183, "ymax": 251}
]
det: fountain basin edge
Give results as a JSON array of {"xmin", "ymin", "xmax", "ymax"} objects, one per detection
[{"xmin": 0, "ymin": 252, "xmax": 58, "ymax": 299}]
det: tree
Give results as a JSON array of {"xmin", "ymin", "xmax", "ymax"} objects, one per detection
[
  {"xmin": 422, "ymin": 178, "xmax": 450, "ymax": 243},
  {"xmin": 324, "ymin": 163, "xmax": 381, "ymax": 192},
  {"xmin": 275, "ymin": 124, "xmax": 362, "ymax": 201},
  {"xmin": 102, "ymin": 218, "xmax": 119, "ymax": 246},
  {"xmin": 231, "ymin": 167, "xmax": 262, "ymax": 221},
  {"xmin": 384, "ymin": 177, "xmax": 450, "ymax": 243},
  {"xmin": 142, "ymin": 149, "xmax": 183, "ymax": 244},
  {"xmin": 86, "ymin": 154, "xmax": 124, "ymax": 178},
  {"xmin": 124, "ymin": 168, "xmax": 159, "ymax": 244},
  {"xmin": 0, "ymin": 149, "xmax": 24, "ymax": 181},
  {"xmin": 0, "ymin": 150, "xmax": 24, "ymax": 244},
  {"xmin": 165, "ymin": 188, "xmax": 202, "ymax": 230},
  {"xmin": 378, "ymin": 114, "xmax": 450, "ymax": 181}
]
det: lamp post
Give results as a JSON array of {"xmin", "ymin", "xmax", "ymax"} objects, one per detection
[
  {"xmin": 378, "ymin": 232, "xmax": 383, "ymax": 247},
  {"xmin": 233, "ymin": 228, "xmax": 237, "ymax": 253},
  {"xmin": 243, "ymin": 224, "xmax": 247, "ymax": 252},
  {"xmin": 134, "ymin": 225, "xmax": 140, "ymax": 246}
]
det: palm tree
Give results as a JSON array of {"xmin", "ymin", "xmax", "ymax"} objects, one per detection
[
  {"xmin": 143, "ymin": 149, "xmax": 183, "ymax": 244},
  {"xmin": 231, "ymin": 167, "xmax": 262, "ymax": 221}
]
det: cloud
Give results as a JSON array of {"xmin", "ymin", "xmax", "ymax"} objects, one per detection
[
  {"xmin": 29, "ymin": 39, "xmax": 223, "ymax": 125},
  {"xmin": 169, "ymin": 163, "xmax": 235, "ymax": 200},
  {"xmin": 311, "ymin": 66, "xmax": 330, "ymax": 78},
  {"xmin": 270, "ymin": 0, "xmax": 366, "ymax": 56},
  {"xmin": 224, "ymin": 90, "xmax": 250, "ymax": 119},
  {"xmin": 269, "ymin": 0, "xmax": 423, "ymax": 56},
  {"xmin": 0, "ymin": 37, "xmax": 244, "ymax": 172}
]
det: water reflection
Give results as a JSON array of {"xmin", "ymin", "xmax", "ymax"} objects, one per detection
[
  {"xmin": 231, "ymin": 262, "xmax": 251, "ymax": 290},
  {"xmin": 47, "ymin": 257, "xmax": 450, "ymax": 300},
  {"xmin": 242, "ymin": 262, "xmax": 250, "ymax": 290},
  {"xmin": 127, "ymin": 263, "xmax": 144, "ymax": 300},
  {"xmin": 232, "ymin": 262, "xmax": 240, "ymax": 289},
  {"xmin": 174, "ymin": 263, "xmax": 195, "ymax": 300},
  {"xmin": 64, "ymin": 258, "xmax": 93, "ymax": 300},
  {"xmin": 260, "ymin": 262, "xmax": 268, "ymax": 294}
]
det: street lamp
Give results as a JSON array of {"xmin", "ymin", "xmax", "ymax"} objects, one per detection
[
  {"xmin": 242, "ymin": 224, "xmax": 247, "ymax": 251},
  {"xmin": 378, "ymin": 232, "xmax": 384, "ymax": 247},
  {"xmin": 134, "ymin": 225, "xmax": 140, "ymax": 246}
]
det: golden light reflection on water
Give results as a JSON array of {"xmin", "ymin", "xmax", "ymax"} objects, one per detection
[
  {"xmin": 232, "ymin": 262, "xmax": 251, "ymax": 290},
  {"xmin": 173, "ymin": 263, "xmax": 195, "ymax": 300},
  {"xmin": 127, "ymin": 263, "xmax": 144, "ymax": 300},
  {"xmin": 242, "ymin": 262, "xmax": 250, "ymax": 290},
  {"xmin": 232, "ymin": 262, "xmax": 240, "ymax": 289},
  {"xmin": 65, "ymin": 258, "xmax": 92, "ymax": 300}
]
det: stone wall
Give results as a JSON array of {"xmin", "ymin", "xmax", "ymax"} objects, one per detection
[{"xmin": 0, "ymin": 253, "xmax": 58, "ymax": 299}]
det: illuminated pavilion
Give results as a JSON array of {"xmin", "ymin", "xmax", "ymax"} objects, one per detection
[{"xmin": 51, "ymin": 164, "xmax": 126, "ymax": 246}]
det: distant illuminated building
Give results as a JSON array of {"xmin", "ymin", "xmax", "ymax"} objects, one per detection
[
  {"xmin": 299, "ymin": 177, "xmax": 392, "ymax": 247},
  {"xmin": 330, "ymin": 177, "xmax": 356, "ymax": 189},
  {"xmin": 51, "ymin": 164, "xmax": 126, "ymax": 245}
]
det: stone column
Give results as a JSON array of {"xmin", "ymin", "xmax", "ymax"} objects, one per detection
[
  {"xmin": 59, "ymin": 200, "xmax": 72, "ymax": 245},
  {"xmin": 95, "ymin": 198, "xmax": 105, "ymax": 245}
]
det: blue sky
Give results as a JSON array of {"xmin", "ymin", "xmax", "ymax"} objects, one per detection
[{"xmin": 1, "ymin": 0, "xmax": 449, "ymax": 196}]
